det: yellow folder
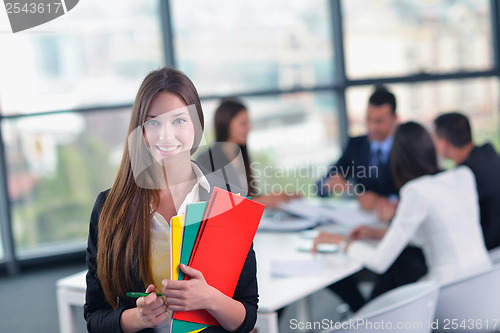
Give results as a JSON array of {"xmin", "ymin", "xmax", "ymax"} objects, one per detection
[{"xmin": 170, "ymin": 214, "xmax": 184, "ymax": 281}]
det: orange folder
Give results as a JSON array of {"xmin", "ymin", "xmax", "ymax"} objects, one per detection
[{"xmin": 172, "ymin": 187, "xmax": 265, "ymax": 326}]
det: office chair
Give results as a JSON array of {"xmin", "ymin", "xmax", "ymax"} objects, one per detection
[
  {"xmin": 434, "ymin": 264, "xmax": 500, "ymax": 333},
  {"xmin": 489, "ymin": 247, "xmax": 500, "ymax": 265},
  {"xmin": 322, "ymin": 281, "xmax": 439, "ymax": 333}
]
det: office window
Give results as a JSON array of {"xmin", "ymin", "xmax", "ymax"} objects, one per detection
[
  {"xmin": 196, "ymin": 92, "xmax": 340, "ymax": 197},
  {"xmin": 4, "ymin": 109, "xmax": 130, "ymax": 257},
  {"xmin": 171, "ymin": 0, "xmax": 334, "ymax": 95},
  {"xmin": 0, "ymin": 229, "xmax": 4, "ymax": 260},
  {"xmin": 343, "ymin": 0, "xmax": 492, "ymax": 78},
  {"xmin": 0, "ymin": 0, "xmax": 163, "ymax": 115},
  {"xmin": 346, "ymin": 78, "xmax": 500, "ymax": 149}
]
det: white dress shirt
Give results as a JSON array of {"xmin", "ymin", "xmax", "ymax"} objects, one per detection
[
  {"xmin": 150, "ymin": 162, "xmax": 210, "ymax": 290},
  {"xmin": 348, "ymin": 166, "xmax": 492, "ymax": 284}
]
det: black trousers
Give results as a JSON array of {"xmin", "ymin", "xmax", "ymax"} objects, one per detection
[{"xmin": 328, "ymin": 246, "xmax": 427, "ymax": 312}]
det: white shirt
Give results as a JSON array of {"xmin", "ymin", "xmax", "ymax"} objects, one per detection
[
  {"xmin": 348, "ymin": 166, "xmax": 492, "ymax": 284},
  {"xmin": 150, "ymin": 162, "xmax": 210, "ymax": 290}
]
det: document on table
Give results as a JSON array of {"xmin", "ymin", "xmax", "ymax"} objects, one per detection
[
  {"xmin": 258, "ymin": 216, "xmax": 318, "ymax": 231},
  {"xmin": 270, "ymin": 259, "xmax": 323, "ymax": 277},
  {"xmin": 278, "ymin": 199, "xmax": 380, "ymax": 227}
]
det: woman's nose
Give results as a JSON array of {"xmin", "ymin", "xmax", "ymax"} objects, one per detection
[{"xmin": 158, "ymin": 122, "xmax": 174, "ymax": 141}]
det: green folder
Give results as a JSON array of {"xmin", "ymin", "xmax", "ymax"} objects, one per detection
[
  {"xmin": 171, "ymin": 318, "xmax": 207, "ymax": 333},
  {"xmin": 178, "ymin": 202, "xmax": 207, "ymax": 281}
]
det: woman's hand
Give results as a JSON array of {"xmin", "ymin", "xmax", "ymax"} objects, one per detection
[
  {"xmin": 312, "ymin": 231, "xmax": 345, "ymax": 252},
  {"xmin": 162, "ymin": 264, "xmax": 246, "ymax": 332},
  {"xmin": 120, "ymin": 284, "xmax": 169, "ymax": 333},
  {"xmin": 162, "ymin": 264, "xmax": 215, "ymax": 312}
]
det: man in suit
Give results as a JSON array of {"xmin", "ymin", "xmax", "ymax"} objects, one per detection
[
  {"xmin": 317, "ymin": 86, "xmax": 399, "ymax": 210},
  {"xmin": 434, "ymin": 112, "xmax": 500, "ymax": 250}
]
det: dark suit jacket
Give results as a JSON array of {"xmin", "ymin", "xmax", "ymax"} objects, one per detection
[
  {"xmin": 84, "ymin": 168, "xmax": 258, "ymax": 333},
  {"xmin": 461, "ymin": 143, "xmax": 500, "ymax": 250},
  {"xmin": 317, "ymin": 135, "xmax": 398, "ymax": 197}
]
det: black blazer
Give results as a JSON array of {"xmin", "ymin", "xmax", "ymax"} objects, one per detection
[
  {"xmin": 317, "ymin": 135, "xmax": 398, "ymax": 198},
  {"xmin": 461, "ymin": 143, "xmax": 500, "ymax": 250},
  {"xmin": 84, "ymin": 168, "xmax": 258, "ymax": 333}
]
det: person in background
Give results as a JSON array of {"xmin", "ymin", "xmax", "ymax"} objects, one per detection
[
  {"xmin": 314, "ymin": 121, "xmax": 492, "ymax": 286},
  {"xmin": 316, "ymin": 88, "xmax": 427, "ymax": 312},
  {"xmin": 84, "ymin": 68, "xmax": 258, "ymax": 333},
  {"xmin": 317, "ymin": 86, "xmax": 398, "ymax": 210},
  {"xmin": 434, "ymin": 112, "xmax": 500, "ymax": 251},
  {"xmin": 197, "ymin": 99, "xmax": 298, "ymax": 208}
]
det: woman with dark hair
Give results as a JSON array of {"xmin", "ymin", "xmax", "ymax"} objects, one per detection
[
  {"xmin": 196, "ymin": 99, "xmax": 297, "ymax": 208},
  {"xmin": 84, "ymin": 67, "xmax": 258, "ymax": 333},
  {"xmin": 314, "ymin": 121, "xmax": 491, "ymax": 284}
]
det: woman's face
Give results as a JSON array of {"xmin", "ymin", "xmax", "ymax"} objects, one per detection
[
  {"xmin": 143, "ymin": 92, "xmax": 195, "ymax": 165},
  {"xmin": 227, "ymin": 110, "xmax": 250, "ymax": 145}
]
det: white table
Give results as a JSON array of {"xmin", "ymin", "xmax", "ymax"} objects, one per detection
[
  {"xmin": 57, "ymin": 270, "xmax": 87, "ymax": 333},
  {"xmin": 57, "ymin": 199, "xmax": 374, "ymax": 333},
  {"xmin": 253, "ymin": 232, "xmax": 362, "ymax": 333},
  {"xmin": 57, "ymin": 233, "xmax": 362, "ymax": 333}
]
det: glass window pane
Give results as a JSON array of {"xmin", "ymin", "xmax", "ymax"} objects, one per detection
[
  {"xmin": 346, "ymin": 78, "xmax": 500, "ymax": 150},
  {"xmin": 343, "ymin": 0, "xmax": 492, "ymax": 78},
  {"xmin": 4, "ymin": 109, "xmax": 130, "ymax": 257},
  {"xmin": 195, "ymin": 92, "xmax": 340, "ymax": 197},
  {"xmin": 172, "ymin": 0, "xmax": 334, "ymax": 95},
  {"xmin": 0, "ymin": 227, "xmax": 3, "ymax": 260},
  {"xmin": 0, "ymin": 0, "xmax": 163, "ymax": 115}
]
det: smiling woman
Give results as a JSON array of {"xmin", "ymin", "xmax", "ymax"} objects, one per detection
[{"xmin": 84, "ymin": 67, "xmax": 259, "ymax": 333}]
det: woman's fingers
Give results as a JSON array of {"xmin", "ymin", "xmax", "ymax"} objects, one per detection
[
  {"xmin": 163, "ymin": 288, "xmax": 185, "ymax": 298},
  {"xmin": 180, "ymin": 264, "xmax": 204, "ymax": 280},
  {"xmin": 164, "ymin": 296, "xmax": 184, "ymax": 306},
  {"xmin": 150, "ymin": 303, "xmax": 168, "ymax": 317}
]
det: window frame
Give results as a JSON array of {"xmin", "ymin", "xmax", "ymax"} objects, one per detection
[{"xmin": 0, "ymin": 0, "xmax": 499, "ymax": 274}]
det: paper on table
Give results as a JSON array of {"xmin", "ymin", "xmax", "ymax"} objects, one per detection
[
  {"xmin": 326, "ymin": 208, "xmax": 379, "ymax": 227},
  {"xmin": 258, "ymin": 216, "xmax": 317, "ymax": 231},
  {"xmin": 277, "ymin": 199, "xmax": 325, "ymax": 220},
  {"xmin": 297, "ymin": 242, "xmax": 339, "ymax": 253},
  {"xmin": 278, "ymin": 199, "xmax": 379, "ymax": 227},
  {"xmin": 271, "ymin": 259, "xmax": 323, "ymax": 277}
]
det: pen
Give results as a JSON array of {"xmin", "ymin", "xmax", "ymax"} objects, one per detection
[{"xmin": 126, "ymin": 292, "xmax": 163, "ymax": 298}]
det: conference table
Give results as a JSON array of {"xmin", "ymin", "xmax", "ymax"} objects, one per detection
[{"xmin": 56, "ymin": 198, "xmax": 381, "ymax": 333}]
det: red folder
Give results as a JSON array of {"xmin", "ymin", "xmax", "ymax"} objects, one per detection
[{"xmin": 172, "ymin": 187, "xmax": 265, "ymax": 326}]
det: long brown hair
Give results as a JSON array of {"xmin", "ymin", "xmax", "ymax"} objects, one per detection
[
  {"xmin": 97, "ymin": 67, "xmax": 204, "ymax": 307},
  {"xmin": 390, "ymin": 122, "xmax": 439, "ymax": 189}
]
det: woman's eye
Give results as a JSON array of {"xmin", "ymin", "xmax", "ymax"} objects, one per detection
[
  {"xmin": 173, "ymin": 118, "xmax": 187, "ymax": 125},
  {"xmin": 144, "ymin": 119, "xmax": 160, "ymax": 126}
]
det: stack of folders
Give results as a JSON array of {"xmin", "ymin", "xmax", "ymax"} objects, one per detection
[{"xmin": 169, "ymin": 186, "xmax": 265, "ymax": 333}]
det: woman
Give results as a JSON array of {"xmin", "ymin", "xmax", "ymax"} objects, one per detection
[
  {"xmin": 196, "ymin": 99, "xmax": 296, "ymax": 208},
  {"xmin": 314, "ymin": 121, "xmax": 492, "ymax": 284},
  {"xmin": 84, "ymin": 68, "xmax": 258, "ymax": 333}
]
